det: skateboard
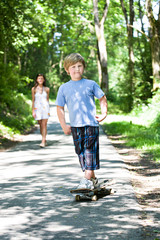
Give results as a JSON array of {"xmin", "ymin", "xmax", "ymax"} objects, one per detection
[{"xmin": 70, "ymin": 179, "xmax": 115, "ymax": 201}]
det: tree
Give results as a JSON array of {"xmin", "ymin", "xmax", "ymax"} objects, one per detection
[
  {"xmin": 146, "ymin": 0, "xmax": 160, "ymax": 91},
  {"xmin": 93, "ymin": 0, "xmax": 109, "ymax": 93},
  {"xmin": 120, "ymin": 0, "xmax": 135, "ymax": 111},
  {"xmin": 133, "ymin": 0, "xmax": 152, "ymax": 102}
]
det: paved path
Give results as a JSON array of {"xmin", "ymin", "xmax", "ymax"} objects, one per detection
[{"xmin": 0, "ymin": 104, "xmax": 149, "ymax": 239}]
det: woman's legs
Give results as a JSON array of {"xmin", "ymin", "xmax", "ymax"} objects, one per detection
[
  {"xmin": 38, "ymin": 119, "xmax": 48, "ymax": 145},
  {"xmin": 38, "ymin": 120, "xmax": 42, "ymax": 135},
  {"xmin": 41, "ymin": 119, "xmax": 48, "ymax": 144}
]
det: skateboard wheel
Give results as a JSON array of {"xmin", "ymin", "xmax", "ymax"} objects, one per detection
[
  {"xmin": 91, "ymin": 195, "xmax": 97, "ymax": 201},
  {"xmin": 75, "ymin": 195, "xmax": 80, "ymax": 201}
]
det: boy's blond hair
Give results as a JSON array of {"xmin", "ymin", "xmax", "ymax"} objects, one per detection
[{"xmin": 63, "ymin": 53, "xmax": 86, "ymax": 71}]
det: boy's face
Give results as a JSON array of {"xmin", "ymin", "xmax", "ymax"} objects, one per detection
[{"xmin": 67, "ymin": 61, "xmax": 84, "ymax": 81}]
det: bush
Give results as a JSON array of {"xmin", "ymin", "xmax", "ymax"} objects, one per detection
[{"xmin": 0, "ymin": 92, "xmax": 35, "ymax": 134}]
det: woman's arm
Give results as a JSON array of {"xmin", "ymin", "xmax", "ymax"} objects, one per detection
[
  {"xmin": 31, "ymin": 87, "xmax": 36, "ymax": 118},
  {"xmin": 46, "ymin": 87, "xmax": 50, "ymax": 101}
]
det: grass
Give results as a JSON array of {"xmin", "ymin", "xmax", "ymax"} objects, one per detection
[
  {"xmin": 102, "ymin": 114, "xmax": 160, "ymax": 163},
  {"xmin": 96, "ymin": 92, "xmax": 160, "ymax": 163}
]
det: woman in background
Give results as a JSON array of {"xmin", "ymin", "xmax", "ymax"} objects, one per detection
[{"xmin": 32, "ymin": 74, "xmax": 50, "ymax": 148}]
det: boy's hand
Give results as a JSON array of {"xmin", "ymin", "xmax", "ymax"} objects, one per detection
[
  {"xmin": 95, "ymin": 113, "xmax": 107, "ymax": 122},
  {"xmin": 97, "ymin": 95, "xmax": 107, "ymax": 122},
  {"xmin": 63, "ymin": 124, "xmax": 71, "ymax": 135}
]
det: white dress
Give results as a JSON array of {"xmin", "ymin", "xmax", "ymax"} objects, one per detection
[{"xmin": 34, "ymin": 87, "xmax": 50, "ymax": 120}]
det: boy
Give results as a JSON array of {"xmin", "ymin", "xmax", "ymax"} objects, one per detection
[{"xmin": 56, "ymin": 53, "xmax": 107, "ymax": 189}]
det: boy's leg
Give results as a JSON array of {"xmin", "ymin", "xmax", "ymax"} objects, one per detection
[
  {"xmin": 85, "ymin": 170, "xmax": 95, "ymax": 180},
  {"xmin": 71, "ymin": 126, "xmax": 100, "ymax": 189},
  {"xmin": 84, "ymin": 126, "xmax": 99, "ymax": 169}
]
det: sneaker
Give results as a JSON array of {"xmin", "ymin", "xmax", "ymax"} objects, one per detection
[
  {"xmin": 77, "ymin": 178, "xmax": 94, "ymax": 190},
  {"xmin": 91, "ymin": 177, "xmax": 99, "ymax": 188}
]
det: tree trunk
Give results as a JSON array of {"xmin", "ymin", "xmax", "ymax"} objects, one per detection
[
  {"xmin": 93, "ymin": 0, "xmax": 109, "ymax": 93},
  {"xmin": 146, "ymin": 0, "xmax": 160, "ymax": 91},
  {"xmin": 137, "ymin": 0, "xmax": 152, "ymax": 99},
  {"xmin": 120, "ymin": 0, "xmax": 135, "ymax": 111},
  {"xmin": 96, "ymin": 41, "xmax": 102, "ymax": 86}
]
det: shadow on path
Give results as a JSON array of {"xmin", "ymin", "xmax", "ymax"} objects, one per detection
[{"xmin": 0, "ymin": 104, "xmax": 158, "ymax": 240}]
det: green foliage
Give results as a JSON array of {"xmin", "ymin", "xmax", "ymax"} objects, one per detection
[
  {"xmin": 0, "ymin": 0, "xmax": 159, "ymax": 139},
  {"xmin": 95, "ymin": 99, "xmax": 123, "ymax": 115},
  {"xmin": 103, "ymin": 120, "xmax": 160, "ymax": 162},
  {"xmin": 103, "ymin": 91, "xmax": 160, "ymax": 162},
  {"xmin": 46, "ymin": 69, "xmax": 63, "ymax": 95},
  {"xmin": 0, "ymin": 63, "xmax": 20, "ymax": 105},
  {"xmin": 130, "ymin": 91, "xmax": 160, "ymax": 126},
  {"xmin": 0, "ymin": 62, "xmax": 34, "ymax": 103},
  {"xmin": 0, "ymin": 93, "xmax": 35, "ymax": 134},
  {"xmin": 0, "ymin": 63, "xmax": 35, "ymax": 136},
  {"xmin": 133, "ymin": 36, "xmax": 152, "ymax": 103}
]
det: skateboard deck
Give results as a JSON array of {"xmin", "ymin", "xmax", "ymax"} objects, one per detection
[{"xmin": 70, "ymin": 179, "xmax": 115, "ymax": 201}]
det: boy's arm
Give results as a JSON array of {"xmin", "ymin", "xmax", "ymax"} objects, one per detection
[
  {"xmin": 95, "ymin": 95, "xmax": 107, "ymax": 122},
  {"xmin": 57, "ymin": 105, "xmax": 71, "ymax": 135}
]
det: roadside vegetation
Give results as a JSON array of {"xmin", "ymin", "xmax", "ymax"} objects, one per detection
[
  {"xmin": 0, "ymin": 0, "xmax": 159, "ymax": 156},
  {"xmin": 100, "ymin": 91, "xmax": 160, "ymax": 162},
  {"xmin": 0, "ymin": 92, "xmax": 35, "ymax": 149},
  {"xmin": 0, "ymin": 64, "xmax": 35, "ymax": 136}
]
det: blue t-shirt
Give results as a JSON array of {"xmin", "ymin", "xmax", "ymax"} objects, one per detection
[{"xmin": 55, "ymin": 78, "xmax": 104, "ymax": 127}]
